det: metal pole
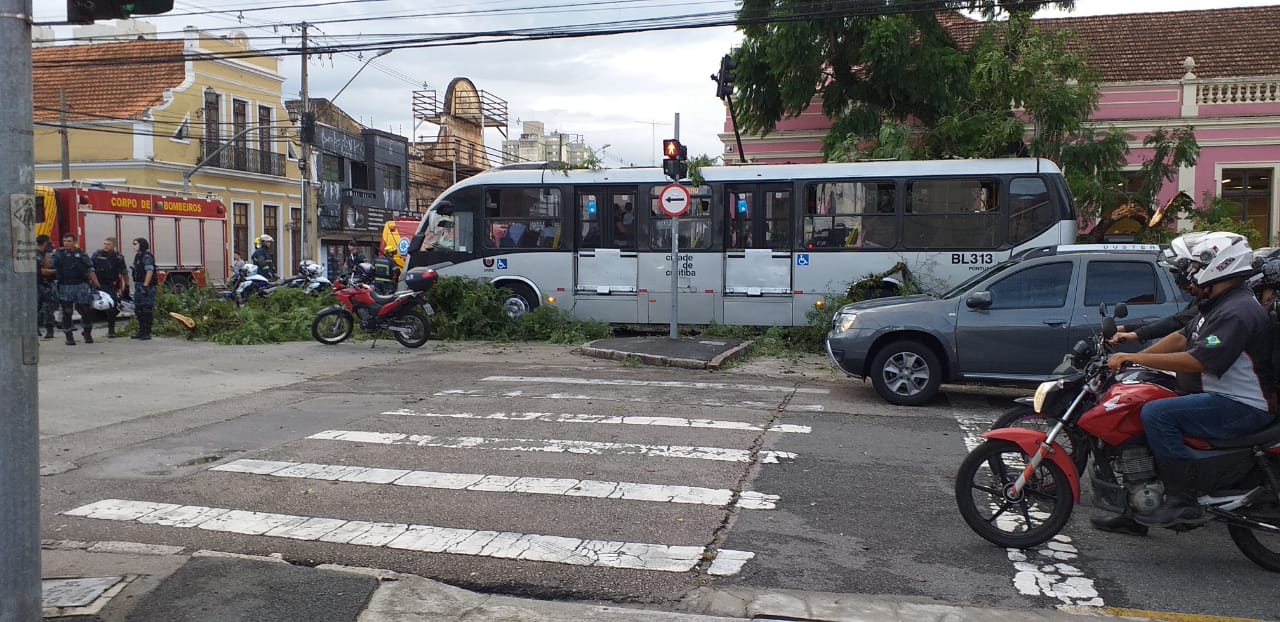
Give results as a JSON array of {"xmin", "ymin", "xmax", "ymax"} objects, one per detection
[
  {"xmin": 59, "ymin": 89, "xmax": 69, "ymax": 180},
  {"xmin": 1, "ymin": 0, "xmax": 43, "ymax": 619},
  {"xmin": 669, "ymin": 112, "xmax": 680, "ymax": 340},
  {"xmin": 300, "ymin": 23, "xmax": 311, "ymax": 260}
]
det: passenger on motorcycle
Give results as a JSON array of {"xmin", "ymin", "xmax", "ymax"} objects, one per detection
[{"xmin": 1106, "ymin": 234, "xmax": 1277, "ymax": 527}]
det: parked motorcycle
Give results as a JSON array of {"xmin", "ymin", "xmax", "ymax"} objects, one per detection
[
  {"xmin": 310, "ymin": 263, "xmax": 438, "ymax": 348},
  {"xmin": 955, "ymin": 304, "xmax": 1280, "ymax": 572},
  {"xmin": 222, "ymin": 263, "xmax": 275, "ymax": 306},
  {"xmin": 278, "ymin": 260, "xmax": 332, "ymax": 295}
]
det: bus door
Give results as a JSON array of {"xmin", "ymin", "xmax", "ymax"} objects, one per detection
[
  {"xmin": 723, "ymin": 184, "xmax": 793, "ymax": 325},
  {"xmin": 573, "ymin": 187, "xmax": 639, "ymax": 322}
]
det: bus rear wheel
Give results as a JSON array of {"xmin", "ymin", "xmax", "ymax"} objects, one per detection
[{"xmin": 500, "ymin": 283, "xmax": 539, "ymax": 319}]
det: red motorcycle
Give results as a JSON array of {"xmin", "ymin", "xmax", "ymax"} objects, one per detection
[
  {"xmin": 310, "ymin": 266, "xmax": 438, "ymax": 348},
  {"xmin": 955, "ymin": 304, "xmax": 1280, "ymax": 572}
]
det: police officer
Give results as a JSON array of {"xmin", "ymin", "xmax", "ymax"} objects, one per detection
[
  {"xmin": 251, "ymin": 233, "xmax": 277, "ymax": 281},
  {"xmin": 343, "ymin": 241, "xmax": 366, "ymax": 277},
  {"xmin": 91, "ymin": 236, "xmax": 129, "ymax": 337},
  {"xmin": 371, "ymin": 245, "xmax": 400, "ymax": 294},
  {"xmin": 36, "ymin": 234, "xmax": 57, "ymax": 339},
  {"xmin": 51, "ymin": 232, "xmax": 101, "ymax": 345},
  {"xmin": 131, "ymin": 237, "xmax": 157, "ymax": 341}
]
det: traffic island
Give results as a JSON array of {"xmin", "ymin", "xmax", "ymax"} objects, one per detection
[{"xmin": 574, "ymin": 336, "xmax": 753, "ymax": 370}]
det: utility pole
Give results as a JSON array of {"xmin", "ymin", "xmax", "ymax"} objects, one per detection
[
  {"xmin": 670, "ymin": 112, "xmax": 680, "ymax": 341},
  {"xmin": 300, "ymin": 22, "xmax": 311, "ymax": 260},
  {"xmin": 60, "ymin": 89, "xmax": 69, "ymax": 180},
  {"xmin": 1, "ymin": 0, "xmax": 43, "ymax": 618}
]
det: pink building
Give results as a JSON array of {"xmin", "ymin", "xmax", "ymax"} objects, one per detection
[{"xmin": 722, "ymin": 6, "xmax": 1280, "ymax": 240}]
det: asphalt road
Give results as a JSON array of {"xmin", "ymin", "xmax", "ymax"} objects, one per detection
[{"xmin": 37, "ymin": 338, "xmax": 1280, "ymax": 620}]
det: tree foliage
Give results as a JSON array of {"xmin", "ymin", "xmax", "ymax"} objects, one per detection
[{"xmin": 731, "ymin": 0, "xmax": 1203, "ymax": 239}]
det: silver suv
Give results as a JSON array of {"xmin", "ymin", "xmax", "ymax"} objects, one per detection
[{"xmin": 825, "ymin": 244, "xmax": 1187, "ymax": 406}]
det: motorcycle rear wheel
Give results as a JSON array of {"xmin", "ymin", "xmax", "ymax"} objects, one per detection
[
  {"xmin": 311, "ymin": 308, "xmax": 353, "ymax": 345},
  {"xmin": 991, "ymin": 405, "xmax": 1091, "ymax": 475},
  {"xmin": 391, "ymin": 310, "xmax": 430, "ymax": 348},
  {"xmin": 956, "ymin": 439, "xmax": 1075, "ymax": 549},
  {"xmin": 1228, "ymin": 517, "xmax": 1280, "ymax": 573}
]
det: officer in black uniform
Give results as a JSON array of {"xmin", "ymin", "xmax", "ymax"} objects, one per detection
[
  {"xmin": 131, "ymin": 237, "xmax": 157, "ymax": 341},
  {"xmin": 36, "ymin": 234, "xmax": 57, "ymax": 339},
  {"xmin": 371, "ymin": 245, "xmax": 400, "ymax": 294},
  {"xmin": 91, "ymin": 236, "xmax": 129, "ymax": 337},
  {"xmin": 51, "ymin": 232, "xmax": 101, "ymax": 345},
  {"xmin": 250, "ymin": 233, "xmax": 277, "ymax": 281}
]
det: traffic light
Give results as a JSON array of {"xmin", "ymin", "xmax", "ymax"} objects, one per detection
[
  {"xmin": 662, "ymin": 138, "xmax": 688, "ymax": 181},
  {"xmin": 713, "ymin": 53, "xmax": 738, "ymax": 99},
  {"xmin": 68, "ymin": 0, "xmax": 174, "ymax": 24},
  {"xmin": 300, "ymin": 111, "xmax": 316, "ymax": 144}
]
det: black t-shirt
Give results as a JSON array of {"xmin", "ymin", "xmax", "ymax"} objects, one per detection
[{"xmin": 1178, "ymin": 284, "xmax": 1274, "ymax": 411}]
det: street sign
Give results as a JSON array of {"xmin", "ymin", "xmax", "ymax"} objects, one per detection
[{"xmin": 658, "ymin": 184, "xmax": 691, "ymax": 218}]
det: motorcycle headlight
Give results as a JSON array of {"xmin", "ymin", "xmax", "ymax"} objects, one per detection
[
  {"xmin": 834, "ymin": 311, "xmax": 858, "ymax": 332},
  {"xmin": 1032, "ymin": 379, "xmax": 1061, "ymax": 414}
]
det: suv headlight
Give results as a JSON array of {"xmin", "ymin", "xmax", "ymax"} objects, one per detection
[{"xmin": 834, "ymin": 311, "xmax": 858, "ymax": 332}]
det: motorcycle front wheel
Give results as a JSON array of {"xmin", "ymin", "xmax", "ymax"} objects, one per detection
[
  {"xmin": 311, "ymin": 307, "xmax": 353, "ymax": 345},
  {"xmin": 1228, "ymin": 513, "xmax": 1280, "ymax": 573},
  {"xmin": 991, "ymin": 405, "xmax": 1091, "ymax": 475},
  {"xmin": 955, "ymin": 439, "xmax": 1075, "ymax": 549},
  {"xmin": 391, "ymin": 310, "xmax": 430, "ymax": 348}
]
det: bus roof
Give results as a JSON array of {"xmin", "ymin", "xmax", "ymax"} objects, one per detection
[{"xmin": 445, "ymin": 158, "xmax": 1063, "ymax": 192}]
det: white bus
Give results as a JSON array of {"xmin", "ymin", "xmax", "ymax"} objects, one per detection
[{"xmin": 403, "ymin": 159, "xmax": 1077, "ymax": 326}]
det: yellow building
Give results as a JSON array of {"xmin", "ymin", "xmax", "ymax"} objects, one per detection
[{"xmin": 33, "ymin": 27, "xmax": 306, "ymax": 282}]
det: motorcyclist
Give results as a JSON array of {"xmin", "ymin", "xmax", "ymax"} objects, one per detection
[
  {"xmin": 1106, "ymin": 233, "xmax": 1276, "ymax": 527},
  {"xmin": 371, "ymin": 245, "xmax": 400, "ymax": 295},
  {"xmin": 251, "ymin": 234, "xmax": 277, "ymax": 281}
]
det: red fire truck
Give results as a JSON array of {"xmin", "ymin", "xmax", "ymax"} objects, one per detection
[{"xmin": 35, "ymin": 184, "xmax": 229, "ymax": 290}]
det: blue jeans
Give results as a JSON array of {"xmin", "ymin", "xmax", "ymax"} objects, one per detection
[{"xmin": 1141, "ymin": 393, "xmax": 1275, "ymax": 459}]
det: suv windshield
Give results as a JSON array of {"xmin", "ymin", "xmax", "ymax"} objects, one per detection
[{"xmin": 939, "ymin": 261, "xmax": 1019, "ymax": 299}]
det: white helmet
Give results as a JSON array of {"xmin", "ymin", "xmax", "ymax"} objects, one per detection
[
  {"xmin": 91, "ymin": 289, "xmax": 115, "ymax": 311},
  {"xmin": 240, "ymin": 263, "xmax": 259, "ymax": 277},
  {"xmin": 1190, "ymin": 233, "xmax": 1255, "ymax": 287},
  {"xmin": 258, "ymin": 234, "xmax": 274, "ymax": 243}
]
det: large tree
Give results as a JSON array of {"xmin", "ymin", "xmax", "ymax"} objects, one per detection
[{"xmin": 731, "ymin": 0, "xmax": 1203, "ymax": 240}]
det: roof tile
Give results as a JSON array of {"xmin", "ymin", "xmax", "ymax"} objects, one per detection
[{"xmin": 33, "ymin": 40, "xmax": 185, "ymax": 123}]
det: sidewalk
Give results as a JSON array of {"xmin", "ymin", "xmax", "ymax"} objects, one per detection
[{"xmin": 42, "ymin": 542, "xmax": 1141, "ymax": 622}]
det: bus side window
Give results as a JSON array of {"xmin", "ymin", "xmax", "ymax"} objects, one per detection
[
  {"xmin": 904, "ymin": 179, "xmax": 1000, "ymax": 249},
  {"xmin": 485, "ymin": 187, "xmax": 562, "ymax": 250},
  {"xmin": 803, "ymin": 181, "xmax": 896, "ymax": 250},
  {"xmin": 1008, "ymin": 177, "xmax": 1054, "ymax": 244}
]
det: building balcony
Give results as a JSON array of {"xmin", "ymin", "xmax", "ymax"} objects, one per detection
[{"xmin": 199, "ymin": 140, "xmax": 287, "ymax": 177}]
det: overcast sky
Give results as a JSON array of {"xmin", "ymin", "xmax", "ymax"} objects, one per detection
[{"xmin": 37, "ymin": 0, "xmax": 1279, "ymax": 169}]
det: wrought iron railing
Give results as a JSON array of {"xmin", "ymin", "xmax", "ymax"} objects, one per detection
[{"xmin": 199, "ymin": 140, "xmax": 287, "ymax": 177}]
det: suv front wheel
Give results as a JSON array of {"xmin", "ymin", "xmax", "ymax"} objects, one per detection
[{"xmin": 869, "ymin": 340, "xmax": 942, "ymax": 406}]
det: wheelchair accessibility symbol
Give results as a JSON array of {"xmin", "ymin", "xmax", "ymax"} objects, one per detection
[
  {"xmin": 796, "ymin": 254, "xmax": 810, "ymax": 267},
  {"xmin": 496, "ymin": 259, "xmax": 508, "ymax": 270}
]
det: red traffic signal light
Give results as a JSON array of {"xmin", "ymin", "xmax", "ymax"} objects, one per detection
[{"xmin": 662, "ymin": 139, "xmax": 687, "ymax": 161}]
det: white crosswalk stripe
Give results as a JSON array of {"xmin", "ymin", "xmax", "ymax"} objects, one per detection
[
  {"xmin": 211, "ymin": 459, "xmax": 781, "ymax": 509},
  {"xmin": 308, "ymin": 430, "xmax": 799, "ymax": 463},
  {"xmin": 381, "ymin": 409, "xmax": 812, "ymax": 434},
  {"xmin": 432, "ymin": 389, "xmax": 825, "ymax": 412},
  {"xmin": 481, "ymin": 375, "xmax": 829, "ymax": 394},
  {"xmin": 62, "ymin": 499, "xmax": 755, "ymax": 573}
]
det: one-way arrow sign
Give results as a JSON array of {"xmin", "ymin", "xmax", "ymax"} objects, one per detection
[{"xmin": 658, "ymin": 184, "xmax": 690, "ymax": 218}]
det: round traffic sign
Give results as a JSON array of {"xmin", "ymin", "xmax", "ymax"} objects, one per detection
[{"xmin": 658, "ymin": 184, "xmax": 691, "ymax": 218}]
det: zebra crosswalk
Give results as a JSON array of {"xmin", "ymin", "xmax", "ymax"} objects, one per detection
[{"xmin": 61, "ymin": 373, "xmax": 826, "ymax": 579}]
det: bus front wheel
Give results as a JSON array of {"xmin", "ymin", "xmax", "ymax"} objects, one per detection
[{"xmin": 500, "ymin": 283, "xmax": 539, "ymax": 319}]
